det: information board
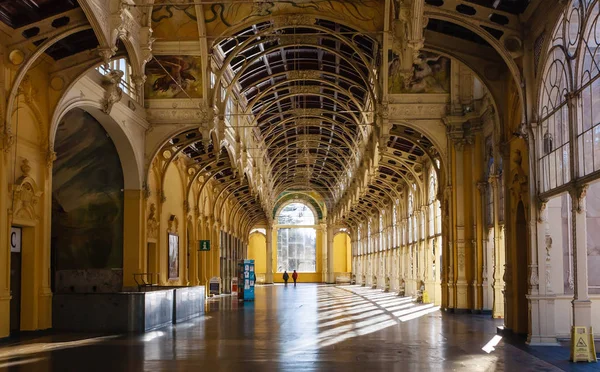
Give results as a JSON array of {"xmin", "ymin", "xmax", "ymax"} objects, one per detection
[{"xmin": 209, "ymin": 276, "xmax": 220, "ymax": 296}]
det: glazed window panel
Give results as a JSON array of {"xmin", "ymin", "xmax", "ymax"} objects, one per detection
[
  {"xmin": 435, "ymin": 201, "xmax": 441, "ymax": 234},
  {"xmin": 277, "ymin": 203, "xmax": 315, "ymax": 225},
  {"xmin": 539, "ymin": 106, "xmax": 571, "ymax": 192},
  {"xmin": 276, "ymin": 228, "xmax": 316, "ymax": 273},
  {"xmin": 586, "ymin": 181, "xmax": 600, "ymax": 294},
  {"xmin": 577, "ymin": 79, "xmax": 600, "ymax": 176}
]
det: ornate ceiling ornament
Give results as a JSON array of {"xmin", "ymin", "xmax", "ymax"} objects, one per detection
[
  {"xmin": 288, "ymin": 70, "xmax": 322, "ymax": 80},
  {"xmin": 273, "ymin": 15, "xmax": 316, "ymax": 28}
]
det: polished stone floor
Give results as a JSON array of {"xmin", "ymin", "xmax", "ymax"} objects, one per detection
[{"xmin": 0, "ymin": 284, "xmax": 597, "ymax": 371}]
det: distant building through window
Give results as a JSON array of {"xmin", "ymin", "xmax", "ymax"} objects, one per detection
[{"xmin": 276, "ymin": 203, "xmax": 317, "ymax": 272}]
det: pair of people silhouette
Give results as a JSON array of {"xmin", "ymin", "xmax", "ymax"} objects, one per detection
[{"xmin": 282, "ymin": 270, "xmax": 298, "ymax": 286}]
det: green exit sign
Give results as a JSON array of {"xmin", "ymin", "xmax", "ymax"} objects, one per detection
[{"xmin": 199, "ymin": 240, "xmax": 210, "ymax": 251}]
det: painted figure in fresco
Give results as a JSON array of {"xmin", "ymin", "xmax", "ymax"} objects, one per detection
[
  {"xmin": 292, "ymin": 270, "xmax": 298, "ymax": 286},
  {"xmin": 283, "ymin": 271, "xmax": 289, "ymax": 285},
  {"xmin": 146, "ymin": 57, "xmax": 197, "ymax": 95}
]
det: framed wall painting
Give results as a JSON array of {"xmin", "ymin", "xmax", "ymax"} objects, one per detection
[{"xmin": 168, "ymin": 233, "xmax": 179, "ymax": 280}]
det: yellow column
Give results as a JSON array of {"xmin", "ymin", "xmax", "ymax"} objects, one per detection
[
  {"xmin": 122, "ymin": 190, "xmax": 144, "ymax": 290},
  {"xmin": 454, "ymin": 140, "xmax": 469, "ymax": 310},
  {"xmin": 472, "ymin": 132, "xmax": 484, "ymax": 310},
  {"xmin": 0, "ymin": 151, "xmax": 10, "ymax": 337},
  {"xmin": 189, "ymin": 215, "xmax": 199, "ymax": 286}
]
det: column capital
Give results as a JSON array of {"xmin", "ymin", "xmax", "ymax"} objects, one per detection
[
  {"xmin": 476, "ymin": 181, "xmax": 488, "ymax": 193},
  {"xmin": 570, "ymin": 184, "xmax": 589, "ymax": 214},
  {"xmin": 537, "ymin": 198, "xmax": 548, "ymax": 223}
]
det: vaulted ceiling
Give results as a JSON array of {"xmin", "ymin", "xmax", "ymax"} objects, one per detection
[
  {"xmin": 0, "ymin": 0, "xmax": 99, "ymax": 60},
  {"xmin": 215, "ymin": 19, "xmax": 378, "ymax": 212}
]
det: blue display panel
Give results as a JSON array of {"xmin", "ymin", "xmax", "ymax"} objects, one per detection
[{"xmin": 238, "ymin": 259, "xmax": 255, "ymax": 301}]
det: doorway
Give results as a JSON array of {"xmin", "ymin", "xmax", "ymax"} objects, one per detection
[
  {"xmin": 10, "ymin": 227, "xmax": 22, "ymax": 334},
  {"xmin": 515, "ymin": 201, "xmax": 528, "ymax": 334}
]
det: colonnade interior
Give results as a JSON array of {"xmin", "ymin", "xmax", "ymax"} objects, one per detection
[{"xmin": 0, "ymin": 0, "xmax": 599, "ymax": 357}]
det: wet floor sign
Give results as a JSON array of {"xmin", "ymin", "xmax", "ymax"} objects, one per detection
[{"xmin": 570, "ymin": 326, "xmax": 597, "ymax": 363}]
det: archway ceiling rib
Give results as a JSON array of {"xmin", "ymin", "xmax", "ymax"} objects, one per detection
[
  {"xmin": 216, "ymin": 18, "xmax": 378, "ymax": 212},
  {"xmin": 159, "ymin": 129, "xmax": 267, "ymax": 226},
  {"xmin": 340, "ymin": 128, "xmax": 440, "ymax": 227}
]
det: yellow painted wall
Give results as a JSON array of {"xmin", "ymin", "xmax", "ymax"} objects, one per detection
[
  {"xmin": 160, "ymin": 162, "xmax": 186, "ymax": 286},
  {"xmin": 0, "ymin": 62, "xmax": 54, "ymax": 337},
  {"xmin": 248, "ymin": 233, "xmax": 266, "ymax": 275},
  {"xmin": 333, "ymin": 233, "xmax": 351, "ymax": 273}
]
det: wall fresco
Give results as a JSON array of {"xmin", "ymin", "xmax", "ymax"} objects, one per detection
[
  {"xmin": 151, "ymin": 1, "xmax": 199, "ymax": 41},
  {"xmin": 204, "ymin": 0, "xmax": 383, "ymax": 36},
  {"xmin": 51, "ymin": 108, "xmax": 124, "ymax": 293},
  {"xmin": 145, "ymin": 56, "xmax": 203, "ymax": 99}
]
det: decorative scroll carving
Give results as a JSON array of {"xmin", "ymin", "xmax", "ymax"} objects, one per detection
[
  {"xmin": 273, "ymin": 14, "xmax": 315, "ymax": 28},
  {"xmin": 147, "ymin": 203, "xmax": 158, "ymax": 239},
  {"xmin": 537, "ymin": 198, "xmax": 548, "ymax": 223},
  {"xmin": 545, "ymin": 234, "xmax": 553, "ymax": 293},
  {"xmin": 168, "ymin": 214, "xmax": 179, "ymax": 234},
  {"xmin": 289, "ymin": 86, "xmax": 321, "ymax": 94},
  {"xmin": 100, "ymin": 69, "xmax": 124, "ymax": 114},
  {"xmin": 11, "ymin": 159, "xmax": 42, "ymax": 221},
  {"xmin": 573, "ymin": 184, "xmax": 589, "ymax": 214},
  {"xmin": 287, "ymin": 70, "xmax": 322, "ymax": 80},
  {"xmin": 528, "ymin": 265, "xmax": 539, "ymax": 289}
]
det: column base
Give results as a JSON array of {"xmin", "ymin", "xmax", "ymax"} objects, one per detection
[
  {"xmin": 0, "ymin": 294, "xmax": 10, "ymax": 338},
  {"xmin": 572, "ymin": 299, "xmax": 592, "ymax": 327}
]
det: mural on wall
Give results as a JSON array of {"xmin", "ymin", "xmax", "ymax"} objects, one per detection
[
  {"xmin": 145, "ymin": 56, "xmax": 203, "ymax": 99},
  {"xmin": 204, "ymin": 0, "xmax": 383, "ymax": 36},
  {"xmin": 388, "ymin": 51, "xmax": 450, "ymax": 94},
  {"xmin": 168, "ymin": 233, "xmax": 179, "ymax": 280},
  {"xmin": 151, "ymin": 1, "xmax": 199, "ymax": 41},
  {"xmin": 51, "ymin": 108, "xmax": 124, "ymax": 292}
]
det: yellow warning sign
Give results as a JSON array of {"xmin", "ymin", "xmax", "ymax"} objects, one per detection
[{"xmin": 571, "ymin": 326, "xmax": 597, "ymax": 363}]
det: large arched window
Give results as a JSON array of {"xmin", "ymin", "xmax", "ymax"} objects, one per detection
[
  {"xmin": 538, "ymin": 0, "xmax": 600, "ymax": 192},
  {"xmin": 408, "ymin": 191, "xmax": 414, "ymax": 243},
  {"xmin": 276, "ymin": 203, "xmax": 317, "ymax": 272}
]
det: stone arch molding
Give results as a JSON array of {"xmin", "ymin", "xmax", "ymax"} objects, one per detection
[
  {"xmin": 50, "ymin": 78, "xmax": 144, "ymax": 190},
  {"xmin": 10, "ymin": 159, "xmax": 43, "ymax": 222}
]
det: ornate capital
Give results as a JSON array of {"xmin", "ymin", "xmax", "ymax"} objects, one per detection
[
  {"xmin": 571, "ymin": 184, "xmax": 589, "ymax": 214},
  {"xmin": 537, "ymin": 198, "xmax": 548, "ymax": 223}
]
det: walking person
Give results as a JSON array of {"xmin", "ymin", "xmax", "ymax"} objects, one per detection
[
  {"xmin": 283, "ymin": 271, "xmax": 289, "ymax": 286},
  {"xmin": 292, "ymin": 270, "xmax": 298, "ymax": 286}
]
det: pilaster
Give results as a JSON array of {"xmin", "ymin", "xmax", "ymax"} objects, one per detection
[
  {"xmin": 570, "ymin": 185, "xmax": 592, "ymax": 328},
  {"xmin": 265, "ymin": 224, "xmax": 273, "ymax": 284},
  {"xmin": 122, "ymin": 189, "xmax": 144, "ymax": 290},
  {"xmin": 327, "ymin": 225, "xmax": 334, "ymax": 284}
]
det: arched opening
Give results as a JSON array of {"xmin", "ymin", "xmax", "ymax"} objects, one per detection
[
  {"xmin": 51, "ymin": 108, "xmax": 124, "ymax": 293},
  {"xmin": 276, "ymin": 203, "xmax": 317, "ymax": 274},
  {"xmin": 515, "ymin": 201, "xmax": 528, "ymax": 334}
]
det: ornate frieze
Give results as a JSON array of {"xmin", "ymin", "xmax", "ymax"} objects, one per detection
[{"xmin": 389, "ymin": 103, "xmax": 448, "ymax": 119}]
